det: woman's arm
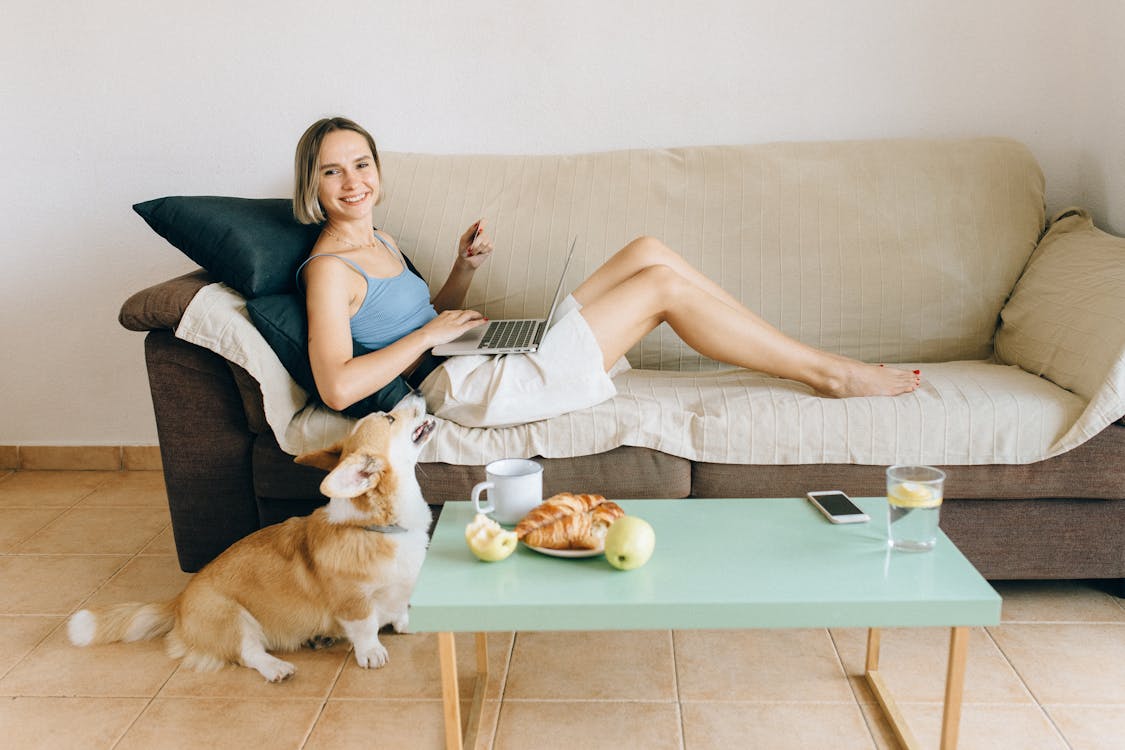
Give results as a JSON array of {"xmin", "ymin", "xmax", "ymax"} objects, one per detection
[
  {"xmin": 304, "ymin": 257, "xmax": 484, "ymax": 411},
  {"xmin": 432, "ymin": 220, "xmax": 493, "ymax": 312}
]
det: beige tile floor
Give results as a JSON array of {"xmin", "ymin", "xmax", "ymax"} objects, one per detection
[{"xmin": 1, "ymin": 469, "xmax": 1123, "ymax": 749}]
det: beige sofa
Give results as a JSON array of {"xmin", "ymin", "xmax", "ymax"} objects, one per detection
[{"xmin": 121, "ymin": 138, "xmax": 1125, "ymax": 588}]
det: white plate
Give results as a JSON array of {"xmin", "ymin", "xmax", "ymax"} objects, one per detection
[{"xmin": 524, "ymin": 543, "xmax": 604, "ymax": 558}]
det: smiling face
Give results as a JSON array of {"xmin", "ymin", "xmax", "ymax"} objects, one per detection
[{"xmin": 316, "ymin": 129, "xmax": 382, "ymax": 224}]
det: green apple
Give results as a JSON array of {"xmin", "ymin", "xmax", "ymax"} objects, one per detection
[
  {"xmin": 604, "ymin": 516, "xmax": 655, "ymax": 570},
  {"xmin": 465, "ymin": 513, "xmax": 518, "ymax": 562}
]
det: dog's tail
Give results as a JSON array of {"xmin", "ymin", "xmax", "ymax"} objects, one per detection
[{"xmin": 67, "ymin": 600, "xmax": 176, "ymax": 647}]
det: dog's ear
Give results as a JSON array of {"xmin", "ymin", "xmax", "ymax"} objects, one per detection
[
  {"xmin": 319, "ymin": 454, "xmax": 387, "ymax": 498},
  {"xmin": 294, "ymin": 439, "xmax": 346, "ymax": 472}
]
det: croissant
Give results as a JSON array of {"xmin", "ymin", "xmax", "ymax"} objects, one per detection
[{"xmin": 515, "ymin": 493, "xmax": 625, "ymax": 550}]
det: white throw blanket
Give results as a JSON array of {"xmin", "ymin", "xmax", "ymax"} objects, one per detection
[{"xmin": 176, "ymin": 282, "xmax": 1097, "ymax": 466}]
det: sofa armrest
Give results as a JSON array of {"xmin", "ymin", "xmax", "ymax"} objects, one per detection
[
  {"xmin": 995, "ymin": 209, "xmax": 1125, "ymax": 427},
  {"xmin": 145, "ymin": 330, "xmax": 261, "ymax": 571},
  {"xmin": 120, "ymin": 270, "xmax": 212, "ymax": 332}
]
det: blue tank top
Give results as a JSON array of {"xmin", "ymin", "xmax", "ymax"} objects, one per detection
[{"xmin": 296, "ymin": 233, "xmax": 437, "ymax": 352}]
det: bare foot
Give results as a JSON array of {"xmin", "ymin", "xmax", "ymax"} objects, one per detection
[{"xmin": 815, "ymin": 358, "xmax": 920, "ymax": 398}]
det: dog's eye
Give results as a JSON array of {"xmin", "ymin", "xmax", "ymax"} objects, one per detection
[{"xmin": 385, "ymin": 415, "xmax": 395, "ymax": 424}]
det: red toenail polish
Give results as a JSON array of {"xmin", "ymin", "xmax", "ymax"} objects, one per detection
[{"xmin": 913, "ymin": 370, "xmax": 920, "ymax": 374}]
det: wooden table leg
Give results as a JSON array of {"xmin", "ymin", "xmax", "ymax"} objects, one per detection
[
  {"xmin": 438, "ymin": 632, "xmax": 463, "ymax": 750},
  {"xmin": 940, "ymin": 627, "xmax": 969, "ymax": 750},
  {"xmin": 437, "ymin": 632, "xmax": 491, "ymax": 750},
  {"xmin": 865, "ymin": 626, "xmax": 971, "ymax": 750},
  {"xmin": 864, "ymin": 627, "xmax": 920, "ymax": 750},
  {"xmin": 866, "ymin": 627, "xmax": 881, "ymax": 671},
  {"xmin": 463, "ymin": 633, "xmax": 490, "ymax": 750}
]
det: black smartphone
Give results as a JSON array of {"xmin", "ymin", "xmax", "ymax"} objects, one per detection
[{"xmin": 806, "ymin": 491, "xmax": 870, "ymax": 524}]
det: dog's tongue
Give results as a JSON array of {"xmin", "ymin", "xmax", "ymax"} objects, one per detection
[{"xmin": 412, "ymin": 419, "xmax": 435, "ymax": 443}]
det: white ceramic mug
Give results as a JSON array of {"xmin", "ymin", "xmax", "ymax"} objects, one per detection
[{"xmin": 471, "ymin": 458, "xmax": 543, "ymax": 525}]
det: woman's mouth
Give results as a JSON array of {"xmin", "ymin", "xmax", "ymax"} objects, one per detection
[{"xmin": 341, "ymin": 192, "xmax": 370, "ymax": 205}]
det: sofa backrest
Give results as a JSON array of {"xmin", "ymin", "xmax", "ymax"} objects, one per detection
[{"xmin": 373, "ymin": 138, "xmax": 1044, "ymax": 369}]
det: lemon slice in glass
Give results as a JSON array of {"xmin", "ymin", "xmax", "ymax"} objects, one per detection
[{"xmin": 889, "ymin": 482, "xmax": 942, "ymax": 508}]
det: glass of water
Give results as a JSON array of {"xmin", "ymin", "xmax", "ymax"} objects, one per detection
[{"xmin": 886, "ymin": 465, "xmax": 946, "ymax": 551}]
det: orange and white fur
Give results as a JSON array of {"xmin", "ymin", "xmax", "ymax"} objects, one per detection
[{"xmin": 67, "ymin": 394, "xmax": 436, "ymax": 682}]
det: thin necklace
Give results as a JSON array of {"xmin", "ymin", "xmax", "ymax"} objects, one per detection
[{"xmin": 323, "ymin": 224, "xmax": 378, "ymax": 250}]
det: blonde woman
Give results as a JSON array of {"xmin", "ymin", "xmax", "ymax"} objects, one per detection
[{"xmin": 294, "ymin": 117, "xmax": 919, "ymax": 427}]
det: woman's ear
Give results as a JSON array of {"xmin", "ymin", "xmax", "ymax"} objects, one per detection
[{"xmin": 319, "ymin": 454, "xmax": 386, "ymax": 498}]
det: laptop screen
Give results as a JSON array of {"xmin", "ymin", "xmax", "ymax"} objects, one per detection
[{"xmin": 542, "ymin": 236, "xmax": 578, "ymax": 328}]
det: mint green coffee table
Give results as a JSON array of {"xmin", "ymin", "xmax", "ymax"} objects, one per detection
[{"xmin": 409, "ymin": 498, "xmax": 1001, "ymax": 750}]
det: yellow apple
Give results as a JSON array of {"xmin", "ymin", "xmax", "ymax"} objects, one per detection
[
  {"xmin": 604, "ymin": 516, "xmax": 655, "ymax": 570},
  {"xmin": 465, "ymin": 513, "xmax": 518, "ymax": 562}
]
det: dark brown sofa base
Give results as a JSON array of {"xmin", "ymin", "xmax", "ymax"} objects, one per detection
[{"xmin": 140, "ymin": 327, "xmax": 1124, "ymax": 590}]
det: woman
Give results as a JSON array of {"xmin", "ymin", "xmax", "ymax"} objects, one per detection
[{"xmin": 294, "ymin": 117, "xmax": 919, "ymax": 427}]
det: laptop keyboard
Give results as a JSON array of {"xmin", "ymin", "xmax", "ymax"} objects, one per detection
[{"xmin": 479, "ymin": 319, "xmax": 543, "ymax": 350}]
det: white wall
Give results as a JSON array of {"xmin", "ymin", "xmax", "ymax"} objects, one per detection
[{"xmin": 2, "ymin": 0, "xmax": 1121, "ymax": 445}]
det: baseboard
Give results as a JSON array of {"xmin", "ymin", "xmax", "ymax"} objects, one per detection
[{"xmin": 0, "ymin": 446, "xmax": 162, "ymax": 471}]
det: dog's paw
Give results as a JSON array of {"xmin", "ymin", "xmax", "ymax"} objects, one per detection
[
  {"xmin": 304, "ymin": 635, "xmax": 338, "ymax": 650},
  {"xmin": 354, "ymin": 642, "xmax": 390, "ymax": 669},
  {"xmin": 258, "ymin": 659, "xmax": 296, "ymax": 683},
  {"xmin": 263, "ymin": 661, "xmax": 294, "ymax": 683},
  {"xmin": 391, "ymin": 614, "xmax": 410, "ymax": 634}
]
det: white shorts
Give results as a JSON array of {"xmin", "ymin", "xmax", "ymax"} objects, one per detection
[{"xmin": 418, "ymin": 295, "xmax": 630, "ymax": 428}]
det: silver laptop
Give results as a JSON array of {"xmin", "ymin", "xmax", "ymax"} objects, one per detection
[{"xmin": 432, "ymin": 236, "xmax": 578, "ymax": 356}]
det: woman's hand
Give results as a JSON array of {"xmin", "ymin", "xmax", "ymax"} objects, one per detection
[
  {"xmin": 420, "ymin": 309, "xmax": 488, "ymax": 347},
  {"xmin": 457, "ymin": 219, "xmax": 494, "ymax": 270},
  {"xmin": 433, "ymin": 220, "xmax": 493, "ymax": 314}
]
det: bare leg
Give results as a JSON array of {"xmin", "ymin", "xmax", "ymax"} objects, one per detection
[
  {"xmin": 577, "ymin": 237, "xmax": 919, "ymax": 398},
  {"xmin": 573, "ymin": 236, "xmax": 746, "ymax": 313}
]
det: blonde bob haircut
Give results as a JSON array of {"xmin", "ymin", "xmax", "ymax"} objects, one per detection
[{"xmin": 293, "ymin": 117, "xmax": 382, "ymax": 225}]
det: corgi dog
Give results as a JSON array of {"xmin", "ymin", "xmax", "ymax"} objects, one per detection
[{"xmin": 67, "ymin": 394, "xmax": 437, "ymax": 682}]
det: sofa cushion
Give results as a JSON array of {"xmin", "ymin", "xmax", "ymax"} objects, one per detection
[
  {"xmin": 251, "ymin": 431, "xmax": 692, "ymax": 504},
  {"xmin": 996, "ymin": 208, "xmax": 1125, "ymax": 408},
  {"xmin": 177, "ymin": 280, "xmax": 1093, "ymax": 466},
  {"xmin": 134, "ymin": 196, "xmax": 322, "ymax": 298},
  {"xmin": 692, "ymin": 420, "xmax": 1125, "ymax": 500}
]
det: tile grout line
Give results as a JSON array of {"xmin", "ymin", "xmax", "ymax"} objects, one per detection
[
  {"xmin": 300, "ymin": 639, "xmax": 354, "ymax": 749},
  {"xmin": 4, "ymin": 447, "xmax": 163, "ymax": 472},
  {"xmin": 8, "ymin": 529, "xmax": 166, "ymax": 750},
  {"xmin": 296, "ymin": 696, "xmax": 334, "ymax": 750},
  {"xmin": 0, "ymin": 536, "xmax": 135, "ymax": 688},
  {"xmin": 0, "ymin": 506, "xmax": 70, "ymax": 551},
  {"xmin": 5, "ymin": 504, "xmax": 172, "ymax": 558},
  {"xmin": 982, "ymin": 625, "xmax": 1074, "ymax": 750},
  {"xmin": 111, "ymin": 649, "xmax": 183, "ymax": 749},
  {"xmin": 669, "ymin": 629, "xmax": 686, "ymax": 750}
]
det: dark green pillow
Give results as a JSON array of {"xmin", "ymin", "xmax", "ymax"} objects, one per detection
[
  {"xmin": 246, "ymin": 293, "xmax": 414, "ymax": 419},
  {"xmin": 134, "ymin": 196, "xmax": 321, "ymax": 298}
]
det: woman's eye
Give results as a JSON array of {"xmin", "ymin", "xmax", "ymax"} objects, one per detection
[{"xmin": 385, "ymin": 415, "xmax": 396, "ymax": 424}]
